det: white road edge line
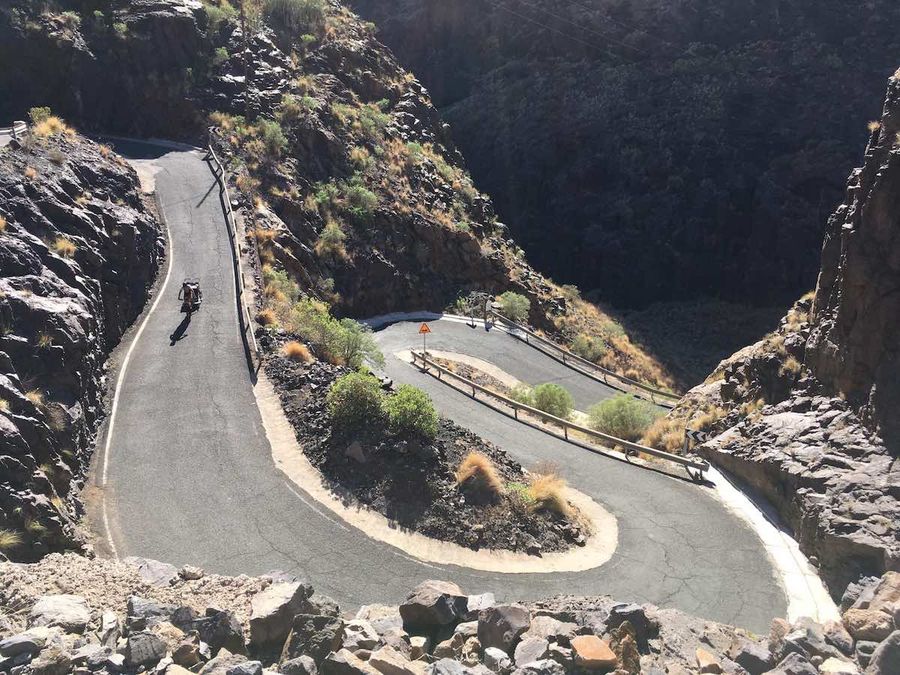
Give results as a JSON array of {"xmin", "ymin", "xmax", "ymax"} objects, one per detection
[{"xmin": 98, "ymin": 197, "xmax": 175, "ymax": 562}]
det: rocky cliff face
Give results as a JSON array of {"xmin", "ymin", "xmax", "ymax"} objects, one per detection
[
  {"xmin": 0, "ymin": 132, "xmax": 162, "ymax": 560},
  {"xmin": 348, "ymin": 0, "xmax": 900, "ymax": 310},
  {"xmin": 806, "ymin": 74, "xmax": 900, "ymax": 451},
  {"xmin": 664, "ymin": 73, "xmax": 900, "ymax": 597}
]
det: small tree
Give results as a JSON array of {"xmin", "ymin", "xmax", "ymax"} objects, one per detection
[
  {"xmin": 384, "ymin": 385, "xmax": 438, "ymax": 440},
  {"xmin": 588, "ymin": 394, "xmax": 661, "ymax": 442},
  {"xmin": 326, "ymin": 372, "xmax": 384, "ymax": 431},
  {"xmin": 256, "ymin": 118, "xmax": 287, "ymax": 158},
  {"xmin": 531, "ymin": 383, "xmax": 573, "ymax": 419},
  {"xmin": 498, "ymin": 291, "xmax": 530, "ymax": 322}
]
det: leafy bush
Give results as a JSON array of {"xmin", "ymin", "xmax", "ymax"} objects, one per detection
[
  {"xmin": 384, "ymin": 384, "xmax": 438, "ymax": 440},
  {"xmin": 327, "ymin": 372, "xmax": 384, "ymax": 431},
  {"xmin": 263, "ymin": 267, "xmax": 300, "ymax": 305},
  {"xmin": 289, "ymin": 300, "xmax": 383, "ymax": 368},
  {"xmin": 571, "ymin": 334, "xmax": 606, "ymax": 362},
  {"xmin": 333, "ymin": 318, "xmax": 384, "ymax": 369},
  {"xmin": 498, "ymin": 291, "xmax": 530, "ymax": 322},
  {"xmin": 508, "ymin": 384, "xmax": 533, "ymax": 407},
  {"xmin": 531, "ymin": 383, "xmax": 573, "ymax": 419},
  {"xmin": 264, "ymin": 0, "xmax": 325, "ymax": 40},
  {"xmin": 28, "ymin": 107, "xmax": 52, "ymax": 125},
  {"xmin": 588, "ymin": 394, "xmax": 661, "ymax": 442}
]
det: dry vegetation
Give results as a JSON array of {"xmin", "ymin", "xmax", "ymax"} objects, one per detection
[
  {"xmin": 282, "ymin": 340, "xmax": 313, "ymax": 362},
  {"xmin": 455, "ymin": 451, "xmax": 504, "ymax": 499}
]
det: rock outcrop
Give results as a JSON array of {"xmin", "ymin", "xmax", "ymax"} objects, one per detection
[
  {"xmin": 3, "ymin": 556, "xmax": 900, "ymax": 675},
  {"xmin": 664, "ymin": 72, "xmax": 900, "ymax": 596},
  {"xmin": 0, "ymin": 132, "xmax": 162, "ymax": 559}
]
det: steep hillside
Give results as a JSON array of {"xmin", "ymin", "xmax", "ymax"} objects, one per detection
[
  {"xmin": 651, "ymin": 72, "xmax": 900, "ymax": 597},
  {"xmin": 348, "ymin": 0, "xmax": 900, "ymax": 309},
  {"xmin": 0, "ymin": 129, "xmax": 162, "ymax": 560},
  {"xmin": 0, "ymin": 0, "xmax": 677, "ymax": 389}
]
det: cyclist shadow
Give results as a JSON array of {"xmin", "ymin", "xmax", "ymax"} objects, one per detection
[{"xmin": 169, "ymin": 313, "xmax": 192, "ymax": 346}]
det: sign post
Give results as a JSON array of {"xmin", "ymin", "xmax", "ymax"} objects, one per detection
[{"xmin": 418, "ymin": 322, "xmax": 431, "ymax": 362}]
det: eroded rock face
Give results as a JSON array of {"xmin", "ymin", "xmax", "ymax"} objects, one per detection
[
  {"xmin": 670, "ymin": 72, "xmax": 900, "ymax": 597},
  {"xmin": 0, "ymin": 134, "xmax": 162, "ymax": 559},
  {"xmin": 806, "ymin": 71, "xmax": 900, "ymax": 450}
]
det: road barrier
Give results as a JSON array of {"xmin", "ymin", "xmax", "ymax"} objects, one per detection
[
  {"xmin": 411, "ymin": 350, "xmax": 708, "ymax": 481},
  {"xmin": 488, "ymin": 310, "xmax": 680, "ymax": 408},
  {"xmin": 11, "ymin": 121, "xmax": 26, "ymax": 141},
  {"xmin": 206, "ymin": 144, "xmax": 260, "ymax": 369}
]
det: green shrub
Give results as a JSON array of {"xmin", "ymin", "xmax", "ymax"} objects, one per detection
[
  {"xmin": 560, "ymin": 284, "xmax": 581, "ymax": 303},
  {"xmin": 599, "ymin": 319, "xmax": 625, "ymax": 340},
  {"xmin": 571, "ymin": 334, "xmax": 607, "ymax": 362},
  {"xmin": 357, "ymin": 103, "xmax": 391, "ymax": 137},
  {"xmin": 28, "ymin": 107, "xmax": 52, "ymax": 125},
  {"xmin": 327, "ymin": 372, "xmax": 385, "ymax": 431},
  {"xmin": 212, "ymin": 47, "xmax": 229, "ymax": 66},
  {"xmin": 256, "ymin": 118, "xmax": 287, "ymax": 158},
  {"xmin": 345, "ymin": 183, "xmax": 378, "ymax": 221},
  {"xmin": 384, "ymin": 384, "xmax": 438, "ymax": 440},
  {"xmin": 531, "ymin": 383, "xmax": 574, "ymax": 419},
  {"xmin": 588, "ymin": 394, "xmax": 662, "ymax": 442},
  {"xmin": 334, "ymin": 318, "xmax": 384, "ymax": 369},
  {"xmin": 498, "ymin": 291, "xmax": 530, "ymax": 322},
  {"xmin": 288, "ymin": 300, "xmax": 383, "ymax": 368},
  {"xmin": 204, "ymin": 1, "xmax": 236, "ymax": 30},
  {"xmin": 264, "ymin": 0, "xmax": 325, "ymax": 41},
  {"xmin": 509, "ymin": 384, "xmax": 533, "ymax": 407},
  {"xmin": 263, "ymin": 267, "xmax": 301, "ymax": 304}
]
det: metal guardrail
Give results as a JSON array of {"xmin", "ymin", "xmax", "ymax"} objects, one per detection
[
  {"xmin": 411, "ymin": 350, "xmax": 708, "ymax": 481},
  {"xmin": 488, "ymin": 310, "xmax": 680, "ymax": 408},
  {"xmin": 206, "ymin": 144, "xmax": 260, "ymax": 366},
  {"xmin": 11, "ymin": 121, "xmax": 27, "ymax": 141}
]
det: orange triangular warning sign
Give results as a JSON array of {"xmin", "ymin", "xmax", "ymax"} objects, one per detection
[{"xmin": 418, "ymin": 323, "xmax": 431, "ymax": 334}]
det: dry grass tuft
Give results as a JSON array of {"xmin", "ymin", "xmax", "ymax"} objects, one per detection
[
  {"xmin": 256, "ymin": 308, "xmax": 278, "ymax": 326},
  {"xmin": 455, "ymin": 451, "xmax": 503, "ymax": 498},
  {"xmin": 25, "ymin": 389, "xmax": 45, "ymax": 409},
  {"xmin": 24, "ymin": 166, "xmax": 37, "ymax": 180},
  {"xmin": 282, "ymin": 340, "xmax": 313, "ymax": 362},
  {"xmin": 527, "ymin": 471, "xmax": 570, "ymax": 516},
  {"xmin": 641, "ymin": 415, "xmax": 685, "ymax": 453},
  {"xmin": 52, "ymin": 236, "xmax": 77, "ymax": 258},
  {"xmin": 33, "ymin": 116, "xmax": 74, "ymax": 138},
  {"xmin": 0, "ymin": 529, "xmax": 23, "ymax": 552},
  {"xmin": 780, "ymin": 356, "xmax": 802, "ymax": 376},
  {"xmin": 0, "ymin": 215, "xmax": 6, "ymax": 232},
  {"xmin": 255, "ymin": 227, "xmax": 277, "ymax": 243}
]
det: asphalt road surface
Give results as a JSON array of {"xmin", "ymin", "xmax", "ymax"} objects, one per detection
[{"xmin": 98, "ymin": 143, "xmax": 786, "ymax": 632}]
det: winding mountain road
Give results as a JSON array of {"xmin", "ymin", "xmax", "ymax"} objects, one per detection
[{"xmin": 95, "ymin": 142, "xmax": 787, "ymax": 632}]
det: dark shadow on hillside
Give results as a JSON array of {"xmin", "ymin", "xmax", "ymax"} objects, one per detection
[{"xmin": 618, "ymin": 298, "xmax": 788, "ymax": 390}]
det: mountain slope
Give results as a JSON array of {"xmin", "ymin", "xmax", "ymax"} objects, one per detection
[{"xmin": 348, "ymin": 0, "xmax": 900, "ymax": 309}]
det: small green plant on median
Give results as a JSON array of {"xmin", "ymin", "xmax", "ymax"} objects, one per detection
[
  {"xmin": 588, "ymin": 394, "xmax": 661, "ymax": 442},
  {"xmin": 498, "ymin": 291, "xmax": 530, "ymax": 322},
  {"xmin": 384, "ymin": 384, "xmax": 438, "ymax": 440},
  {"xmin": 327, "ymin": 371, "xmax": 385, "ymax": 431},
  {"xmin": 531, "ymin": 383, "xmax": 573, "ymax": 419}
]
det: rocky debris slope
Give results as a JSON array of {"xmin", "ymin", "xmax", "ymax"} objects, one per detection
[
  {"xmin": 661, "ymin": 73, "xmax": 900, "ymax": 597},
  {"xmin": 0, "ymin": 132, "xmax": 162, "ymax": 560},
  {"xmin": 349, "ymin": 0, "xmax": 900, "ymax": 311},
  {"xmin": 263, "ymin": 344, "xmax": 586, "ymax": 554},
  {"xmin": 3, "ymin": 556, "xmax": 900, "ymax": 675}
]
